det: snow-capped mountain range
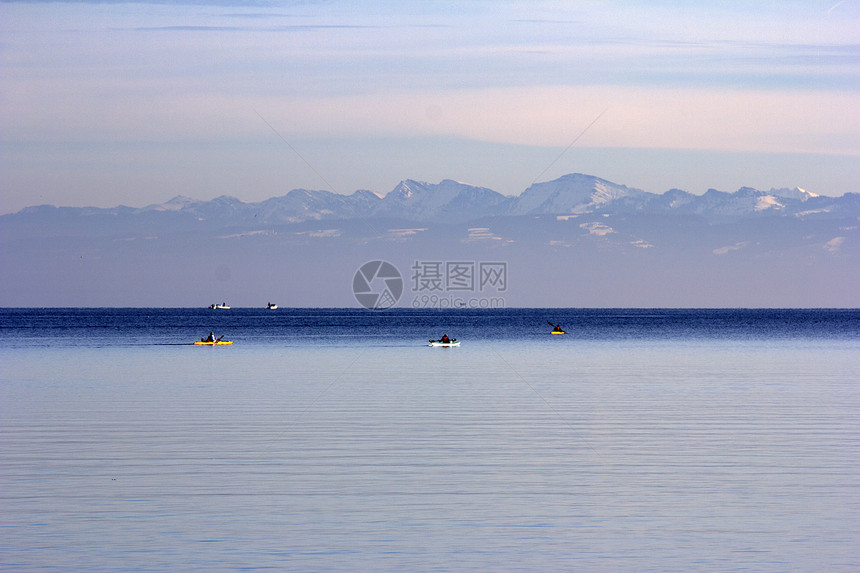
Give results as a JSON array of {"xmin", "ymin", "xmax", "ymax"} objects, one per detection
[
  {"xmin": 6, "ymin": 174, "xmax": 857, "ymax": 237},
  {"xmin": 3, "ymin": 172, "xmax": 857, "ymax": 307}
]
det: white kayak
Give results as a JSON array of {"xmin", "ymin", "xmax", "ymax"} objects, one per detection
[{"xmin": 429, "ymin": 340, "xmax": 460, "ymax": 347}]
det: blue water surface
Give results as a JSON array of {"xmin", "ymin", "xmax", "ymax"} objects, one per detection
[
  {"xmin": 1, "ymin": 307, "xmax": 857, "ymax": 347},
  {"xmin": 1, "ymin": 308, "xmax": 858, "ymax": 572}
]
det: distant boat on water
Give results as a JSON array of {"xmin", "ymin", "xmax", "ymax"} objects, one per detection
[
  {"xmin": 267, "ymin": 302, "xmax": 278, "ymax": 309},
  {"xmin": 209, "ymin": 302, "xmax": 230, "ymax": 309}
]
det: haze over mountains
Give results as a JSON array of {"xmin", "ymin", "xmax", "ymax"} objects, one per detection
[{"xmin": 2, "ymin": 174, "xmax": 857, "ymax": 307}]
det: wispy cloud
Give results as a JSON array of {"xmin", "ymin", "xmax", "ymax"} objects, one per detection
[{"xmin": 2, "ymin": 0, "xmax": 859, "ymax": 212}]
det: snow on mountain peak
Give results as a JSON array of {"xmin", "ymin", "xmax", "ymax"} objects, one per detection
[
  {"xmin": 369, "ymin": 178, "xmax": 508, "ymax": 222},
  {"xmin": 354, "ymin": 189, "xmax": 382, "ymax": 200},
  {"xmin": 388, "ymin": 179, "xmax": 432, "ymax": 201},
  {"xmin": 511, "ymin": 173, "xmax": 645, "ymax": 215},
  {"xmin": 769, "ymin": 186, "xmax": 819, "ymax": 201},
  {"xmin": 755, "ymin": 195, "xmax": 784, "ymax": 211},
  {"xmin": 142, "ymin": 195, "xmax": 200, "ymax": 211}
]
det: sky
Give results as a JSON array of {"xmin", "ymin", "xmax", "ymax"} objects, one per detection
[{"xmin": 1, "ymin": 0, "xmax": 859, "ymax": 214}]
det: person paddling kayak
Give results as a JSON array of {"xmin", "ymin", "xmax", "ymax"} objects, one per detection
[{"xmin": 429, "ymin": 335, "xmax": 459, "ymax": 346}]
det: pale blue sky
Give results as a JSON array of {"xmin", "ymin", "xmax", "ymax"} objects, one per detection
[{"xmin": 1, "ymin": 0, "xmax": 858, "ymax": 213}]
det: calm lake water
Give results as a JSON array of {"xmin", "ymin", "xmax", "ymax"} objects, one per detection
[{"xmin": 1, "ymin": 308, "xmax": 858, "ymax": 572}]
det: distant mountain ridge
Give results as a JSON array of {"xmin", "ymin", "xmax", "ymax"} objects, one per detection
[
  {"xmin": 3, "ymin": 173, "xmax": 858, "ymax": 307},
  {"xmin": 3, "ymin": 173, "xmax": 858, "ymax": 240}
]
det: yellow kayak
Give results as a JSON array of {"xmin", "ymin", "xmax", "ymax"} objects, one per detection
[
  {"xmin": 194, "ymin": 340, "xmax": 233, "ymax": 345},
  {"xmin": 551, "ymin": 330, "xmax": 565, "ymax": 335}
]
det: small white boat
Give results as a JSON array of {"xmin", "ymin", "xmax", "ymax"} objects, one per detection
[
  {"xmin": 267, "ymin": 302, "xmax": 278, "ymax": 309},
  {"xmin": 209, "ymin": 302, "xmax": 230, "ymax": 309}
]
